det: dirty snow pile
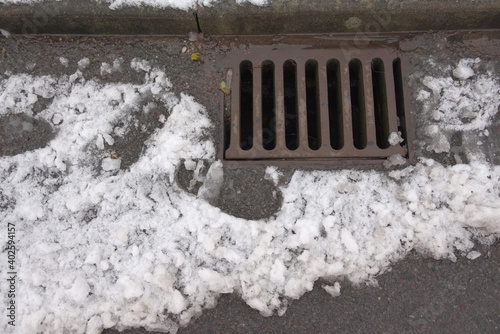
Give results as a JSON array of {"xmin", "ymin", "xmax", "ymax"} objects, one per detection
[
  {"xmin": 0, "ymin": 58, "xmax": 499, "ymax": 334},
  {"xmin": 0, "ymin": 0, "xmax": 270, "ymax": 10},
  {"xmin": 417, "ymin": 58, "xmax": 500, "ymax": 154}
]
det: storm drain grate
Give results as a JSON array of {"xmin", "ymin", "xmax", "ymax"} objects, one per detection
[{"xmin": 223, "ymin": 42, "xmax": 411, "ymax": 165}]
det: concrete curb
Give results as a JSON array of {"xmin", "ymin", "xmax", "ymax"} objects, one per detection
[{"xmin": 0, "ymin": 0, "xmax": 499, "ymax": 35}]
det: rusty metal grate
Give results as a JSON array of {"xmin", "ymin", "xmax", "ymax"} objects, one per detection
[{"xmin": 222, "ymin": 41, "xmax": 411, "ymax": 165}]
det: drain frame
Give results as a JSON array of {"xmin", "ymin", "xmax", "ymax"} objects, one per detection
[{"xmin": 219, "ymin": 35, "xmax": 415, "ymax": 168}]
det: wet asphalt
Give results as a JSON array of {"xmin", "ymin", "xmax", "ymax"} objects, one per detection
[{"xmin": 1, "ymin": 31, "xmax": 499, "ymax": 334}]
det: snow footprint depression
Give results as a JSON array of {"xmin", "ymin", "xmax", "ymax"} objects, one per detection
[{"xmin": 0, "ymin": 59, "xmax": 499, "ymax": 333}]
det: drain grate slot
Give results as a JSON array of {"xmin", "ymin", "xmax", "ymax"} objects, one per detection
[
  {"xmin": 393, "ymin": 58, "xmax": 407, "ymax": 146},
  {"xmin": 239, "ymin": 60, "xmax": 253, "ymax": 150},
  {"xmin": 372, "ymin": 58, "xmax": 390, "ymax": 149},
  {"xmin": 349, "ymin": 58, "xmax": 367, "ymax": 150},
  {"xmin": 305, "ymin": 59, "xmax": 320, "ymax": 150},
  {"xmin": 327, "ymin": 59, "xmax": 343, "ymax": 150},
  {"xmin": 262, "ymin": 60, "xmax": 276, "ymax": 150},
  {"xmin": 283, "ymin": 59, "xmax": 299, "ymax": 151},
  {"xmin": 224, "ymin": 45, "xmax": 410, "ymax": 163}
]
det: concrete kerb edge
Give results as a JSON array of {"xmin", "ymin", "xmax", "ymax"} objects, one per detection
[{"xmin": 0, "ymin": 0, "xmax": 499, "ymax": 35}]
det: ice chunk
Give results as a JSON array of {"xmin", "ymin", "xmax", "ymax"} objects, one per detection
[
  {"xmin": 101, "ymin": 157, "xmax": 121, "ymax": 171},
  {"xmin": 269, "ymin": 259, "xmax": 287, "ymax": 285},
  {"xmin": 100, "ymin": 63, "xmax": 113, "ymax": 75},
  {"xmin": 51, "ymin": 113, "xmax": 63, "ymax": 125},
  {"xmin": 184, "ymin": 159, "xmax": 197, "ymax": 171},
  {"xmin": 100, "ymin": 59, "xmax": 122, "ymax": 75},
  {"xmin": 341, "ymin": 228, "xmax": 359, "ymax": 254},
  {"xmin": 66, "ymin": 277, "xmax": 90, "ymax": 302},
  {"xmin": 87, "ymin": 316, "xmax": 103, "ymax": 334},
  {"xmin": 427, "ymin": 134, "xmax": 450, "ymax": 153},
  {"xmin": 59, "ymin": 57, "xmax": 69, "ymax": 67},
  {"xmin": 322, "ymin": 282, "xmax": 341, "ymax": 297},
  {"xmin": 96, "ymin": 134, "xmax": 105, "ymax": 150},
  {"xmin": 131, "ymin": 58, "xmax": 151, "ymax": 72},
  {"xmin": 167, "ymin": 290, "xmax": 188, "ymax": 314},
  {"xmin": 116, "ymin": 276, "xmax": 144, "ymax": 299},
  {"xmin": 85, "ymin": 248, "xmax": 102, "ymax": 264},
  {"xmin": 0, "ymin": 28, "xmax": 11, "ymax": 38},
  {"xmin": 452, "ymin": 59, "xmax": 475, "ymax": 80},
  {"xmin": 383, "ymin": 154, "xmax": 406, "ymax": 168},
  {"xmin": 198, "ymin": 268, "xmax": 234, "ymax": 293},
  {"xmin": 265, "ymin": 166, "xmax": 282, "ymax": 186},
  {"xmin": 466, "ymin": 251, "xmax": 481, "ymax": 260},
  {"xmin": 198, "ymin": 161, "xmax": 224, "ymax": 201},
  {"xmin": 78, "ymin": 57, "xmax": 90, "ymax": 69},
  {"xmin": 113, "ymin": 226, "xmax": 129, "ymax": 246},
  {"xmin": 388, "ymin": 131, "xmax": 404, "ymax": 146},
  {"xmin": 416, "ymin": 89, "xmax": 431, "ymax": 101},
  {"xmin": 425, "ymin": 125, "xmax": 439, "ymax": 137},
  {"xmin": 102, "ymin": 133, "xmax": 114, "ymax": 146}
]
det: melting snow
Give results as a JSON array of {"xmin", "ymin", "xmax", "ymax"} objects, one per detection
[
  {"xmin": 0, "ymin": 58, "xmax": 499, "ymax": 333},
  {"xmin": 418, "ymin": 58, "xmax": 500, "ymax": 132},
  {"xmin": 0, "ymin": 0, "xmax": 271, "ymax": 10}
]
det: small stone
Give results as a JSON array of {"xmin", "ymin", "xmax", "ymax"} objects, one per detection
[{"xmin": 181, "ymin": 46, "xmax": 187, "ymax": 54}]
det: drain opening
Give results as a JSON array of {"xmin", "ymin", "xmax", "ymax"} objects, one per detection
[
  {"xmin": 327, "ymin": 59, "xmax": 343, "ymax": 150},
  {"xmin": 240, "ymin": 60, "xmax": 253, "ymax": 150},
  {"xmin": 224, "ymin": 44, "xmax": 410, "ymax": 164},
  {"xmin": 305, "ymin": 59, "xmax": 321, "ymax": 150},
  {"xmin": 284, "ymin": 60, "xmax": 299, "ymax": 150},
  {"xmin": 393, "ymin": 58, "xmax": 407, "ymax": 145},
  {"xmin": 262, "ymin": 60, "xmax": 276, "ymax": 150},
  {"xmin": 372, "ymin": 58, "xmax": 390, "ymax": 149},
  {"xmin": 349, "ymin": 59, "xmax": 367, "ymax": 150}
]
